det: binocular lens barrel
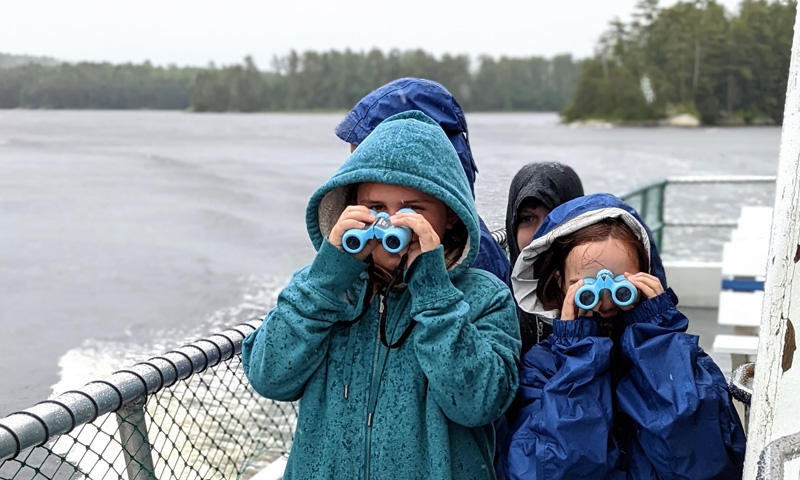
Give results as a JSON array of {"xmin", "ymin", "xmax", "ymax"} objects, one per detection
[
  {"xmin": 579, "ymin": 291, "xmax": 596, "ymax": 308},
  {"xmin": 384, "ymin": 235, "xmax": 401, "ymax": 250},
  {"xmin": 345, "ymin": 236, "xmax": 362, "ymax": 252},
  {"xmin": 615, "ymin": 287, "xmax": 633, "ymax": 303},
  {"xmin": 574, "ymin": 269, "xmax": 638, "ymax": 310}
]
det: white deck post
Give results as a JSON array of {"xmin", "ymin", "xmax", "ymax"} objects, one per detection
[{"xmin": 743, "ymin": 5, "xmax": 800, "ymax": 479}]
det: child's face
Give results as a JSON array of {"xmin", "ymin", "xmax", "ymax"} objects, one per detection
[
  {"xmin": 516, "ymin": 203, "xmax": 550, "ymax": 252},
  {"xmin": 356, "ymin": 182, "xmax": 453, "ymax": 271},
  {"xmin": 562, "ymin": 238, "xmax": 641, "ymax": 319}
]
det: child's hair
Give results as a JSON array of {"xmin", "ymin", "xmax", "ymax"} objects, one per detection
[{"xmin": 535, "ymin": 218, "xmax": 649, "ymax": 311}]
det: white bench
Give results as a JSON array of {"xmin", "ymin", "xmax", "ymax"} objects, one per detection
[
  {"xmin": 713, "ymin": 206, "xmax": 771, "ymax": 371},
  {"xmin": 712, "ymin": 335, "xmax": 759, "ymax": 356}
]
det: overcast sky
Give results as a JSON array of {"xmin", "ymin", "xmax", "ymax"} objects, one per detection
[{"xmin": 4, "ymin": 0, "xmax": 744, "ymax": 68}]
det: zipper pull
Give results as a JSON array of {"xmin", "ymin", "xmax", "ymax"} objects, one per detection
[
  {"xmin": 344, "ymin": 385, "xmax": 349, "ymax": 399},
  {"xmin": 537, "ymin": 318, "xmax": 544, "ymax": 342},
  {"xmin": 379, "ymin": 295, "xmax": 385, "ymax": 314},
  {"xmin": 367, "ymin": 413, "xmax": 373, "ymax": 427}
]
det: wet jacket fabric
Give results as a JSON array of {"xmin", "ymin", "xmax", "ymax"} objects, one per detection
[
  {"xmin": 503, "ymin": 193, "xmax": 746, "ymax": 480},
  {"xmin": 505, "ymin": 162, "xmax": 584, "ymax": 353},
  {"xmin": 243, "ymin": 110, "xmax": 521, "ymax": 480},
  {"xmin": 335, "ymin": 77, "xmax": 512, "ymax": 288}
]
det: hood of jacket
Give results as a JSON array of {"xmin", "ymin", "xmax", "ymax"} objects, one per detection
[
  {"xmin": 505, "ymin": 162, "xmax": 584, "ymax": 266},
  {"xmin": 309, "ymin": 110, "xmax": 480, "ymax": 278},
  {"xmin": 334, "ymin": 78, "xmax": 478, "ymax": 195},
  {"xmin": 511, "ymin": 193, "xmax": 669, "ymax": 316}
]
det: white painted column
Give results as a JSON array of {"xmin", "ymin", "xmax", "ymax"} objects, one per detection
[{"xmin": 743, "ymin": 5, "xmax": 800, "ymax": 479}]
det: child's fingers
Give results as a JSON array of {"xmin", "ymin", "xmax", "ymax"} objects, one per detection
[
  {"xmin": 391, "ymin": 213, "xmax": 441, "ymax": 253},
  {"xmin": 625, "ymin": 272, "xmax": 664, "ymax": 299},
  {"xmin": 560, "ymin": 280, "xmax": 584, "ymax": 320},
  {"xmin": 329, "ymin": 207, "xmax": 376, "ymax": 249}
]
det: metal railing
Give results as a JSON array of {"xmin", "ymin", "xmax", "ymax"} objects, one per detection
[
  {"xmin": 617, "ymin": 175, "xmax": 777, "ymax": 251},
  {"xmin": 492, "ymin": 175, "xmax": 777, "ymax": 255},
  {"xmin": 0, "ymin": 319, "xmax": 292, "ymax": 480}
]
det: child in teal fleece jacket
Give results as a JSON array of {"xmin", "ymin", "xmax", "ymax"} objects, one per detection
[{"xmin": 242, "ymin": 110, "xmax": 521, "ymax": 479}]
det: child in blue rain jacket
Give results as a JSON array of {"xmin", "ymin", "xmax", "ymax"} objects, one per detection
[
  {"xmin": 242, "ymin": 110, "xmax": 521, "ymax": 479},
  {"xmin": 503, "ymin": 193, "xmax": 746, "ymax": 480}
]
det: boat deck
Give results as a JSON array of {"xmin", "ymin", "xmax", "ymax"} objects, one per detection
[{"xmin": 684, "ymin": 306, "xmax": 741, "ymax": 376}]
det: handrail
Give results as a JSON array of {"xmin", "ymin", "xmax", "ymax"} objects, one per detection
[
  {"xmin": 493, "ymin": 174, "xmax": 777, "ymax": 253},
  {"xmin": 730, "ymin": 362, "xmax": 755, "ymax": 407},
  {"xmin": 0, "ymin": 320, "xmax": 261, "ymax": 463},
  {"xmin": 756, "ymin": 431, "xmax": 800, "ymax": 480}
]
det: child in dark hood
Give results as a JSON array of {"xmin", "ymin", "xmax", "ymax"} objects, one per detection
[
  {"xmin": 503, "ymin": 193, "xmax": 746, "ymax": 480},
  {"xmin": 505, "ymin": 162, "xmax": 584, "ymax": 352},
  {"xmin": 243, "ymin": 111, "xmax": 521, "ymax": 479},
  {"xmin": 336, "ymin": 77, "xmax": 512, "ymax": 288}
]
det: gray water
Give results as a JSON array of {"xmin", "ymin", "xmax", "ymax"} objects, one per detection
[{"xmin": 0, "ymin": 110, "xmax": 781, "ymax": 417}]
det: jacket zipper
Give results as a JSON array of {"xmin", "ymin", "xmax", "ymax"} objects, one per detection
[{"xmin": 364, "ymin": 294, "xmax": 384, "ymax": 480}]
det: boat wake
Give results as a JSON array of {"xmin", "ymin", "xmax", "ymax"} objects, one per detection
[{"xmin": 46, "ymin": 275, "xmax": 288, "ymax": 480}]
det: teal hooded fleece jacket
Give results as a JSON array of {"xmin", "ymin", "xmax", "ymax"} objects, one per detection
[{"xmin": 242, "ymin": 111, "xmax": 521, "ymax": 479}]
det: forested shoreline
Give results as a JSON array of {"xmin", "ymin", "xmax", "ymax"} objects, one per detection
[
  {"xmin": 1, "ymin": 0, "xmax": 795, "ymax": 124},
  {"xmin": 0, "ymin": 51, "xmax": 578, "ymax": 113}
]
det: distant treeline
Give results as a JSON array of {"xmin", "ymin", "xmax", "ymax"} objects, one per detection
[
  {"xmin": 563, "ymin": 0, "xmax": 796, "ymax": 125},
  {"xmin": 0, "ymin": 62, "xmax": 199, "ymax": 109},
  {"xmin": 0, "ymin": 53, "xmax": 60, "ymax": 69},
  {"xmin": 2, "ymin": 0, "xmax": 794, "ymax": 123},
  {"xmin": 0, "ymin": 51, "xmax": 578, "ymax": 112}
]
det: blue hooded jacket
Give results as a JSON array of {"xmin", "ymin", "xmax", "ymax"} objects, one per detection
[
  {"xmin": 335, "ymin": 77, "xmax": 512, "ymax": 287},
  {"xmin": 504, "ymin": 194, "xmax": 746, "ymax": 480},
  {"xmin": 243, "ymin": 111, "xmax": 521, "ymax": 479}
]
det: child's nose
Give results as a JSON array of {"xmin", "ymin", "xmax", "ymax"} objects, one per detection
[{"xmin": 594, "ymin": 290, "xmax": 617, "ymax": 314}]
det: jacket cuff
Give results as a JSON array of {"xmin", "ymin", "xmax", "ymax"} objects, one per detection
[
  {"xmin": 406, "ymin": 246, "xmax": 462, "ymax": 312},
  {"xmin": 623, "ymin": 291, "xmax": 675, "ymax": 326},
  {"xmin": 307, "ymin": 238, "xmax": 369, "ymax": 297},
  {"xmin": 553, "ymin": 317, "xmax": 601, "ymax": 338}
]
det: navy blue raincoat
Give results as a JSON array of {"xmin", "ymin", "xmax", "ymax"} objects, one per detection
[
  {"xmin": 336, "ymin": 78, "xmax": 512, "ymax": 287},
  {"xmin": 504, "ymin": 194, "xmax": 746, "ymax": 480}
]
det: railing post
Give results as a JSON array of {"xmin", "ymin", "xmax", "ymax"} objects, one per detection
[{"xmin": 116, "ymin": 400, "xmax": 156, "ymax": 480}]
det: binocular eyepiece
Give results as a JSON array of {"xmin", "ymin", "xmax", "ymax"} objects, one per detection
[
  {"xmin": 342, "ymin": 209, "xmax": 414, "ymax": 254},
  {"xmin": 574, "ymin": 269, "xmax": 638, "ymax": 310}
]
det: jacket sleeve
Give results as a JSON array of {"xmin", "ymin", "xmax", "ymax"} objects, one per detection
[
  {"xmin": 241, "ymin": 239, "xmax": 367, "ymax": 402},
  {"xmin": 616, "ymin": 292, "xmax": 746, "ymax": 479},
  {"xmin": 472, "ymin": 217, "xmax": 512, "ymax": 288},
  {"xmin": 504, "ymin": 318, "xmax": 620, "ymax": 480},
  {"xmin": 407, "ymin": 246, "xmax": 521, "ymax": 427}
]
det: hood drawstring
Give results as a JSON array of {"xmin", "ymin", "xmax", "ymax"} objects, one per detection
[
  {"xmin": 379, "ymin": 253, "xmax": 416, "ymax": 349},
  {"xmin": 341, "ymin": 253, "xmax": 414, "ymax": 400},
  {"xmin": 368, "ymin": 253, "xmax": 413, "ymax": 427},
  {"xmin": 339, "ymin": 257, "xmax": 375, "ymax": 328},
  {"xmin": 341, "ymin": 256, "xmax": 375, "ymax": 399}
]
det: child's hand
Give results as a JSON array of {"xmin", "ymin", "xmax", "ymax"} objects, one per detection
[
  {"xmin": 623, "ymin": 272, "xmax": 664, "ymax": 300},
  {"xmin": 390, "ymin": 210, "xmax": 441, "ymax": 267},
  {"xmin": 561, "ymin": 279, "xmax": 586, "ymax": 320},
  {"xmin": 329, "ymin": 206, "xmax": 377, "ymax": 261}
]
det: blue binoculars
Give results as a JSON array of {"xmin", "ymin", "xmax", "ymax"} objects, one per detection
[
  {"xmin": 574, "ymin": 269, "xmax": 638, "ymax": 310},
  {"xmin": 342, "ymin": 209, "xmax": 414, "ymax": 254}
]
